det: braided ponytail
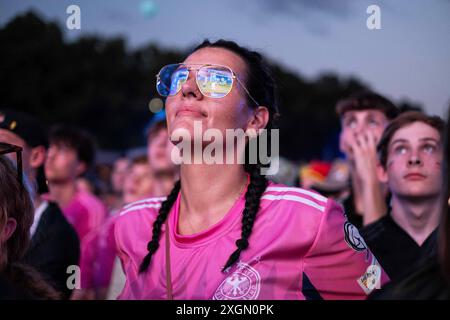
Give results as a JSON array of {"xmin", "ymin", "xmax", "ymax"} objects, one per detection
[
  {"xmin": 139, "ymin": 180, "xmax": 181, "ymax": 273},
  {"xmin": 222, "ymin": 164, "xmax": 268, "ymax": 271}
]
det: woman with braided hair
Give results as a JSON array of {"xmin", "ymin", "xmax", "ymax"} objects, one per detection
[{"xmin": 114, "ymin": 39, "xmax": 389, "ymax": 300}]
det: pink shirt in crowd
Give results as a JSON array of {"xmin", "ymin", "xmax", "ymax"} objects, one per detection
[
  {"xmin": 82, "ymin": 213, "xmax": 119, "ymax": 289},
  {"xmin": 115, "ymin": 182, "xmax": 389, "ymax": 300},
  {"xmin": 61, "ymin": 190, "xmax": 107, "ymax": 288}
]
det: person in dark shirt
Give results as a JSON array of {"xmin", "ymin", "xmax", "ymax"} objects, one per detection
[
  {"xmin": 360, "ymin": 111, "xmax": 445, "ymax": 281},
  {"xmin": 336, "ymin": 91, "xmax": 399, "ymax": 229}
]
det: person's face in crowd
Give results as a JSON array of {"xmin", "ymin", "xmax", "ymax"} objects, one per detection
[
  {"xmin": 380, "ymin": 121, "xmax": 443, "ymax": 199},
  {"xmin": 165, "ymin": 47, "xmax": 268, "ymax": 150},
  {"xmin": 0, "ymin": 129, "xmax": 46, "ymax": 181},
  {"xmin": 122, "ymin": 162, "xmax": 153, "ymax": 204},
  {"xmin": 339, "ymin": 109, "xmax": 390, "ymax": 160},
  {"xmin": 45, "ymin": 143, "xmax": 86, "ymax": 184},
  {"xmin": 147, "ymin": 126, "xmax": 176, "ymax": 173},
  {"xmin": 111, "ymin": 157, "xmax": 129, "ymax": 193}
]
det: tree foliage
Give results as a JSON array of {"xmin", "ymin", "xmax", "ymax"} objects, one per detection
[{"xmin": 0, "ymin": 11, "xmax": 421, "ymax": 161}]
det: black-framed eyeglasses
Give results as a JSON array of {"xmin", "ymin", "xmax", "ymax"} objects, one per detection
[{"xmin": 0, "ymin": 142, "xmax": 23, "ymax": 184}]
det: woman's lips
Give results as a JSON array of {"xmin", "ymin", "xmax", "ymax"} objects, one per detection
[
  {"xmin": 177, "ymin": 110, "xmax": 203, "ymax": 117},
  {"xmin": 404, "ymin": 173, "xmax": 426, "ymax": 180},
  {"xmin": 176, "ymin": 107, "xmax": 206, "ymax": 118}
]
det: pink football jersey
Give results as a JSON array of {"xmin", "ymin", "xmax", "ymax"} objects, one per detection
[{"xmin": 115, "ymin": 182, "xmax": 389, "ymax": 300}]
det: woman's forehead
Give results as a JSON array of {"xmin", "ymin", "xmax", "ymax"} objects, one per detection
[{"xmin": 184, "ymin": 47, "xmax": 247, "ymax": 74}]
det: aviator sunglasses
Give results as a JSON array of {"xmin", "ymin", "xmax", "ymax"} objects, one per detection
[{"xmin": 156, "ymin": 63, "xmax": 259, "ymax": 106}]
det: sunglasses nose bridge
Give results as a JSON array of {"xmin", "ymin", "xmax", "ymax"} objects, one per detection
[
  {"xmin": 180, "ymin": 66, "xmax": 204, "ymax": 97},
  {"xmin": 184, "ymin": 66, "xmax": 197, "ymax": 85}
]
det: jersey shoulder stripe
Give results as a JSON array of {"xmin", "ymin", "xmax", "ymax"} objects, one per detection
[
  {"xmin": 261, "ymin": 194, "xmax": 326, "ymax": 212},
  {"xmin": 119, "ymin": 203, "xmax": 162, "ymax": 217},
  {"xmin": 122, "ymin": 196, "xmax": 167, "ymax": 210},
  {"xmin": 263, "ymin": 185, "xmax": 329, "ymax": 213},
  {"xmin": 265, "ymin": 186, "xmax": 327, "ymax": 203}
]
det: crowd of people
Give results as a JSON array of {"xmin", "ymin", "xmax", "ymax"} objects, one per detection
[{"xmin": 0, "ymin": 39, "xmax": 449, "ymax": 300}]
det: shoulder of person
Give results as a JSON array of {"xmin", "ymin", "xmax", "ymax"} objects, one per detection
[
  {"xmin": 75, "ymin": 190, "xmax": 104, "ymax": 207},
  {"xmin": 359, "ymin": 213, "xmax": 392, "ymax": 240},
  {"xmin": 37, "ymin": 201, "xmax": 79, "ymax": 239},
  {"xmin": 262, "ymin": 182, "xmax": 339, "ymax": 217},
  {"xmin": 370, "ymin": 256, "xmax": 450, "ymax": 300},
  {"xmin": 113, "ymin": 196, "xmax": 167, "ymax": 253},
  {"xmin": 73, "ymin": 191, "xmax": 108, "ymax": 218},
  {"xmin": 44, "ymin": 201, "xmax": 70, "ymax": 223},
  {"xmin": 115, "ymin": 196, "xmax": 167, "ymax": 224}
]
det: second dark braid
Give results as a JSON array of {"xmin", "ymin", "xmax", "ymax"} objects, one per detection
[{"xmin": 222, "ymin": 165, "xmax": 268, "ymax": 272}]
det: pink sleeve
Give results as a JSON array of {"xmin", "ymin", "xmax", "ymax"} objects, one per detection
[
  {"xmin": 78, "ymin": 212, "xmax": 107, "ymax": 289},
  {"xmin": 114, "ymin": 214, "xmax": 139, "ymax": 299},
  {"xmin": 74, "ymin": 206, "xmax": 97, "ymax": 289},
  {"xmin": 302, "ymin": 199, "xmax": 390, "ymax": 300},
  {"xmin": 114, "ymin": 215, "xmax": 128, "ymax": 273},
  {"xmin": 93, "ymin": 216, "xmax": 118, "ymax": 288},
  {"xmin": 71, "ymin": 205, "xmax": 91, "ymax": 241},
  {"xmin": 79, "ymin": 215, "xmax": 117, "ymax": 290},
  {"xmin": 79, "ymin": 230, "xmax": 98, "ymax": 289}
]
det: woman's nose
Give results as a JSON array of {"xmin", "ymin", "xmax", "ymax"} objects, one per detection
[{"xmin": 180, "ymin": 69, "xmax": 202, "ymax": 99}]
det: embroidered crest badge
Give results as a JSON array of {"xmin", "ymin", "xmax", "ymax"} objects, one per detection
[{"xmin": 213, "ymin": 262, "xmax": 261, "ymax": 300}]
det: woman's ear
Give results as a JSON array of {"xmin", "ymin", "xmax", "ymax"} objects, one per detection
[
  {"xmin": 29, "ymin": 146, "xmax": 46, "ymax": 169},
  {"xmin": 246, "ymin": 106, "xmax": 269, "ymax": 134},
  {"xmin": 1, "ymin": 218, "xmax": 17, "ymax": 243}
]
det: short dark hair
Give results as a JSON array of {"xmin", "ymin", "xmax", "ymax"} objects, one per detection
[
  {"xmin": 49, "ymin": 125, "xmax": 95, "ymax": 168},
  {"xmin": 377, "ymin": 111, "xmax": 445, "ymax": 168},
  {"xmin": 147, "ymin": 121, "xmax": 167, "ymax": 141},
  {"xmin": 336, "ymin": 90, "xmax": 399, "ymax": 120},
  {"xmin": 131, "ymin": 154, "xmax": 148, "ymax": 166}
]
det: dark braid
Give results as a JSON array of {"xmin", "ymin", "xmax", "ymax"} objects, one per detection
[
  {"xmin": 222, "ymin": 164, "xmax": 268, "ymax": 272},
  {"xmin": 139, "ymin": 180, "xmax": 181, "ymax": 273},
  {"xmin": 205, "ymin": 40, "xmax": 277, "ymax": 271}
]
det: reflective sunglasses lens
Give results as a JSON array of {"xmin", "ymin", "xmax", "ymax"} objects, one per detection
[
  {"xmin": 197, "ymin": 66, "xmax": 233, "ymax": 98},
  {"xmin": 157, "ymin": 65, "xmax": 188, "ymax": 96}
]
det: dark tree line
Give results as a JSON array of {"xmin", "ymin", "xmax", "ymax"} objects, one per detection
[{"xmin": 0, "ymin": 11, "xmax": 421, "ymax": 161}]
